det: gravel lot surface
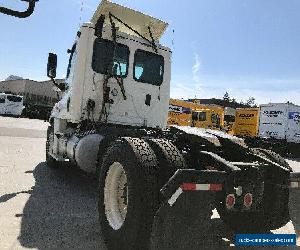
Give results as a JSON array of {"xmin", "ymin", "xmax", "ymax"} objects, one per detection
[{"xmin": 0, "ymin": 117, "xmax": 299, "ymax": 249}]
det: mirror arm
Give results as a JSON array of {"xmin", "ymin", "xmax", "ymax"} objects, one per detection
[
  {"xmin": 0, "ymin": 0, "xmax": 37, "ymax": 18},
  {"xmin": 51, "ymin": 77, "xmax": 66, "ymax": 92}
]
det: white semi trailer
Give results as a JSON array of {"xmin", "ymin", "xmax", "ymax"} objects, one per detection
[
  {"xmin": 259, "ymin": 103, "xmax": 300, "ymax": 143},
  {"xmin": 45, "ymin": 1, "xmax": 300, "ymax": 249},
  {"xmin": 253, "ymin": 103, "xmax": 300, "ymax": 156}
]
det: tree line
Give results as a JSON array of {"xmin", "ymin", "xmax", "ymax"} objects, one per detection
[{"xmin": 223, "ymin": 92, "xmax": 257, "ymax": 107}]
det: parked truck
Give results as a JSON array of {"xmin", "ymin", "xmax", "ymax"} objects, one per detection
[
  {"xmin": 168, "ymin": 98, "xmax": 224, "ymax": 129},
  {"xmin": 232, "ymin": 108, "xmax": 259, "ymax": 137},
  {"xmin": 45, "ymin": 1, "xmax": 300, "ymax": 249},
  {"xmin": 0, "ymin": 93, "xmax": 25, "ymax": 117}
]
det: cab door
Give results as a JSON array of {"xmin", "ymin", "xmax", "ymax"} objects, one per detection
[{"xmin": 211, "ymin": 112, "xmax": 221, "ymax": 129}]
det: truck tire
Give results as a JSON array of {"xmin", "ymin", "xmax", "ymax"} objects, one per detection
[
  {"xmin": 148, "ymin": 139, "xmax": 214, "ymax": 249},
  {"xmin": 251, "ymin": 147, "xmax": 292, "ymax": 171},
  {"xmin": 147, "ymin": 138, "xmax": 187, "ymax": 190},
  {"xmin": 98, "ymin": 137, "xmax": 159, "ymax": 250},
  {"xmin": 46, "ymin": 125, "xmax": 58, "ymax": 168}
]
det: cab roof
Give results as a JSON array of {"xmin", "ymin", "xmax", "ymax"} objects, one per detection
[{"xmin": 91, "ymin": 0, "xmax": 168, "ymax": 41}]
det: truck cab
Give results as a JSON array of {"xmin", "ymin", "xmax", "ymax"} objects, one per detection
[
  {"xmin": 48, "ymin": 0, "xmax": 171, "ymax": 161},
  {"xmin": 51, "ymin": 6, "xmax": 170, "ymax": 127}
]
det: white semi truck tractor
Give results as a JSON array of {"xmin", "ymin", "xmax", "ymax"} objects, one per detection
[{"xmin": 46, "ymin": 1, "xmax": 300, "ymax": 249}]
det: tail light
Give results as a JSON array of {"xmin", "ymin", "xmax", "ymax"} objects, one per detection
[
  {"xmin": 226, "ymin": 194, "xmax": 235, "ymax": 209},
  {"xmin": 244, "ymin": 193, "xmax": 253, "ymax": 208}
]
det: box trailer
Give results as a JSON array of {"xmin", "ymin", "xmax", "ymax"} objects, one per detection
[
  {"xmin": 233, "ymin": 108, "xmax": 259, "ymax": 137},
  {"xmin": 242, "ymin": 103, "xmax": 300, "ymax": 156},
  {"xmin": 259, "ymin": 103, "xmax": 300, "ymax": 143}
]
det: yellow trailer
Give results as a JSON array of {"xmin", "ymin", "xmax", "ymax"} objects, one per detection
[
  {"xmin": 168, "ymin": 99, "xmax": 194, "ymax": 126},
  {"xmin": 168, "ymin": 99, "xmax": 224, "ymax": 129},
  {"xmin": 232, "ymin": 108, "xmax": 259, "ymax": 137}
]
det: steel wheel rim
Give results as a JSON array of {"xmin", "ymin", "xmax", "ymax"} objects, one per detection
[{"xmin": 104, "ymin": 162, "xmax": 128, "ymax": 230}]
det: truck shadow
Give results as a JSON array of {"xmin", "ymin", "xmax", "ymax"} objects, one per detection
[
  {"xmin": 17, "ymin": 162, "xmax": 299, "ymax": 249},
  {"xmin": 289, "ymin": 189, "xmax": 300, "ymax": 246},
  {"xmin": 17, "ymin": 162, "xmax": 106, "ymax": 249}
]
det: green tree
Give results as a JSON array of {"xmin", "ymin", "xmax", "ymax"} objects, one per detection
[
  {"xmin": 223, "ymin": 92, "xmax": 230, "ymax": 102},
  {"xmin": 246, "ymin": 97, "xmax": 256, "ymax": 107}
]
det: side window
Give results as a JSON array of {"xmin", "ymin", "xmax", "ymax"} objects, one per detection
[
  {"xmin": 0, "ymin": 97, "xmax": 5, "ymax": 103},
  {"xmin": 92, "ymin": 38, "xmax": 129, "ymax": 77},
  {"xmin": 7, "ymin": 96, "xmax": 22, "ymax": 102},
  {"xmin": 134, "ymin": 49, "xmax": 164, "ymax": 86}
]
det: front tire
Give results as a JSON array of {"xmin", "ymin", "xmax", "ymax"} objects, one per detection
[{"xmin": 98, "ymin": 137, "xmax": 159, "ymax": 250}]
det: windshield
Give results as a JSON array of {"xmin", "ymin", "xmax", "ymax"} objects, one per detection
[
  {"xmin": 92, "ymin": 38, "xmax": 129, "ymax": 77},
  {"xmin": 192, "ymin": 111, "xmax": 206, "ymax": 121},
  {"xmin": 7, "ymin": 95, "xmax": 22, "ymax": 102},
  {"xmin": 134, "ymin": 49, "xmax": 164, "ymax": 86}
]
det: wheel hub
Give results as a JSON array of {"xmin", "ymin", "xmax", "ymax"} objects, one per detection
[{"xmin": 104, "ymin": 162, "xmax": 128, "ymax": 230}]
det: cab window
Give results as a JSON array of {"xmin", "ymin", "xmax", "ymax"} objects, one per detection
[
  {"xmin": 134, "ymin": 49, "xmax": 164, "ymax": 86},
  {"xmin": 0, "ymin": 97, "xmax": 5, "ymax": 103},
  {"xmin": 192, "ymin": 111, "xmax": 206, "ymax": 121},
  {"xmin": 92, "ymin": 38, "xmax": 129, "ymax": 77},
  {"xmin": 192, "ymin": 112, "xmax": 198, "ymax": 121}
]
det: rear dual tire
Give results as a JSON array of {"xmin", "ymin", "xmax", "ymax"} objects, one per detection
[{"xmin": 98, "ymin": 138, "xmax": 159, "ymax": 250}]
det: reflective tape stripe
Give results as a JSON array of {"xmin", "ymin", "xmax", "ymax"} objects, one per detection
[
  {"xmin": 290, "ymin": 181, "xmax": 300, "ymax": 188},
  {"xmin": 196, "ymin": 184, "xmax": 210, "ymax": 190},
  {"xmin": 168, "ymin": 183, "xmax": 223, "ymax": 206},
  {"xmin": 181, "ymin": 183, "xmax": 223, "ymax": 191},
  {"xmin": 168, "ymin": 187, "xmax": 183, "ymax": 206}
]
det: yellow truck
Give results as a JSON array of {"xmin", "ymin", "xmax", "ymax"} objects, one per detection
[
  {"xmin": 168, "ymin": 99, "xmax": 224, "ymax": 129},
  {"xmin": 232, "ymin": 108, "xmax": 259, "ymax": 137}
]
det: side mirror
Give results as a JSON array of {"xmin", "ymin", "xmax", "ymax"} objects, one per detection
[{"xmin": 47, "ymin": 53, "xmax": 57, "ymax": 79}]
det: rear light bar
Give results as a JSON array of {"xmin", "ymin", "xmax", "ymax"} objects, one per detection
[
  {"xmin": 168, "ymin": 183, "xmax": 223, "ymax": 206},
  {"xmin": 290, "ymin": 181, "xmax": 300, "ymax": 188}
]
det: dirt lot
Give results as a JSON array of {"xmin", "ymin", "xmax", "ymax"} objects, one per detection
[{"xmin": 0, "ymin": 117, "xmax": 299, "ymax": 249}]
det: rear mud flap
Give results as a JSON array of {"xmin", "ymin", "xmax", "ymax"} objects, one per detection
[
  {"xmin": 150, "ymin": 192, "xmax": 217, "ymax": 250},
  {"xmin": 289, "ymin": 174, "xmax": 300, "ymax": 245}
]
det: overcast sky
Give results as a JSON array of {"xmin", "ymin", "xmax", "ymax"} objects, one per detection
[{"xmin": 0, "ymin": 0, "xmax": 299, "ymax": 104}]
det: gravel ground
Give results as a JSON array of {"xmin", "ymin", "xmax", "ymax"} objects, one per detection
[{"xmin": 0, "ymin": 117, "xmax": 299, "ymax": 249}]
